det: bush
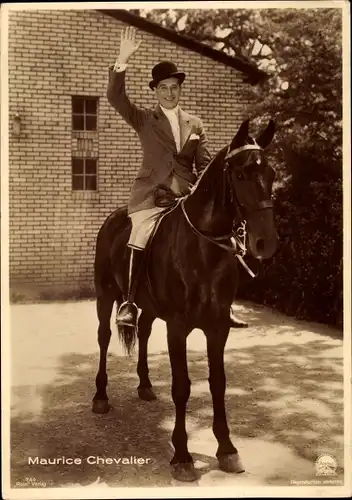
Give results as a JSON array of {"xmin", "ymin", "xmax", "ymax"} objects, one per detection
[{"xmin": 237, "ymin": 166, "xmax": 343, "ymax": 329}]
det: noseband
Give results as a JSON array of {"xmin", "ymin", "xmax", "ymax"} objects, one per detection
[{"xmin": 180, "ymin": 142, "xmax": 273, "ymax": 277}]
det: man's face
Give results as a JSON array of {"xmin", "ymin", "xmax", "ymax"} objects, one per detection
[{"xmin": 155, "ymin": 77, "xmax": 181, "ymax": 109}]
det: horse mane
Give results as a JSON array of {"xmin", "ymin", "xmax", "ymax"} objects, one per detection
[
  {"xmin": 188, "ymin": 146, "xmax": 228, "ymax": 197},
  {"xmin": 188, "ymin": 134, "xmax": 258, "ymax": 199}
]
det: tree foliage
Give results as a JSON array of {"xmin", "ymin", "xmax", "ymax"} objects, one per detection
[{"xmin": 237, "ymin": 176, "xmax": 343, "ymax": 328}]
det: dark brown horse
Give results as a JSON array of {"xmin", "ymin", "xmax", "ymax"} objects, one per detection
[{"xmin": 92, "ymin": 119, "xmax": 278, "ymax": 482}]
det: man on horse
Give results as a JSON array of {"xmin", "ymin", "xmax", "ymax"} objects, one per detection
[{"xmin": 107, "ymin": 27, "xmax": 247, "ymax": 330}]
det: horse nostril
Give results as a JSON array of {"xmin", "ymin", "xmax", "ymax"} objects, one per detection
[{"xmin": 256, "ymin": 238, "xmax": 265, "ymax": 253}]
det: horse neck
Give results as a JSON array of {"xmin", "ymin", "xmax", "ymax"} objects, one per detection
[{"xmin": 184, "ymin": 152, "xmax": 233, "ymax": 236}]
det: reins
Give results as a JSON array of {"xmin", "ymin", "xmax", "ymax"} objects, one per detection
[
  {"xmin": 180, "ymin": 202, "xmax": 235, "ymax": 252},
  {"xmin": 181, "ymin": 201, "xmax": 257, "ymax": 277},
  {"xmin": 180, "ymin": 143, "xmax": 267, "ymax": 278}
]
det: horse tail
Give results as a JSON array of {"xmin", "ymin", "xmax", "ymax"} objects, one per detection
[{"xmin": 116, "ymin": 323, "xmax": 137, "ymax": 356}]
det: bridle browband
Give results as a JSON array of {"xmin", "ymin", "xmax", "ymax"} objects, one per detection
[
  {"xmin": 180, "ymin": 142, "xmax": 272, "ymax": 277},
  {"xmin": 224, "ymin": 143, "xmax": 262, "ymax": 161}
]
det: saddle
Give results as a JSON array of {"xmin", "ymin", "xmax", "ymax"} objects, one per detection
[{"xmin": 154, "ymin": 184, "xmax": 182, "ymax": 209}]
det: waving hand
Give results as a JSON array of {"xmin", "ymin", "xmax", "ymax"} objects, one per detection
[{"xmin": 118, "ymin": 27, "xmax": 142, "ymax": 64}]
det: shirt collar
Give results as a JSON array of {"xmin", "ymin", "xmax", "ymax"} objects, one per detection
[{"xmin": 160, "ymin": 104, "xmax": 179, "ymax": 117}]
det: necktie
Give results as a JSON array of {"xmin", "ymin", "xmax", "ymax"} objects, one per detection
[
  {"xmin": 168, "ymin": 112, "xmax": 181, "ymax": 152},
  {"xmin": 161, "ymin": 106, "xmax": 181, "ymax": 152}
]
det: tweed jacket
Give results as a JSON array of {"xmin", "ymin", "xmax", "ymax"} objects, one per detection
[{"xmin": 107, "ymin": 68, "xmax": 212, "ymax": 214}]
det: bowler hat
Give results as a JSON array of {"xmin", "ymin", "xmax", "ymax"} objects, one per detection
[{"xmin": 149, "ymin": 61, "xmax": 186, "ymax": 90}]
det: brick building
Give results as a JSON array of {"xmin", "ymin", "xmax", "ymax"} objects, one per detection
[{"xmin": 8, "ymin": 8, "xmax": 264, "ymax": 292}]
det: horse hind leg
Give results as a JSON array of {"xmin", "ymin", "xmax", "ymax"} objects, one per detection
[
  {"xmin": 137, "ymin": 310, "xmax": 157, "ymax": 401},
  {"xmin": 92, "ymin": 285, "xmax": 119, "ymax": 414}
]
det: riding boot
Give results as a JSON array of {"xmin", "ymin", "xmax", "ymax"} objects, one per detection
[
  {"xmin": 229, "ymin": 305, "xmax": 248, "ymax": 328},
  {"xmin": 116, "ymin": 248, "xmax": 143, "ymax": 328}
]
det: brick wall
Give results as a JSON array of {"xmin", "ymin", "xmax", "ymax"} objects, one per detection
[{"xmin": 8, "ymin": 9, "xmax": 251, "ymax": 287}]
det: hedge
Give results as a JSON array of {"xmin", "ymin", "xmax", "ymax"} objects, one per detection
[{"xmin": 237, "ymin": 173, "xmax": 343, "ymax": 330}]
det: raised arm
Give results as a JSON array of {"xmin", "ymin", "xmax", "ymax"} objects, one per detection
[{"xmin": 107, "ymin": 27, "xmax": 147, "ymax": 132}]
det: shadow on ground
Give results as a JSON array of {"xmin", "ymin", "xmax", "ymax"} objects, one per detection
[
  {"xmin": 11, "ymin": 335, "xmax": 344, "ymax": 488},
  {"xmin": 11, "ymin": 351, "xmax": 175, "ymax": 488},
  {"xmin": 232, "ymin": 301, "xmax": 343, "ymax": 340}
]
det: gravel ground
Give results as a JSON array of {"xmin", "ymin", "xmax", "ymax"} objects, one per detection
[{"xmin": 7, "ymin": 299, "xmax": 346, "ymax": 494}]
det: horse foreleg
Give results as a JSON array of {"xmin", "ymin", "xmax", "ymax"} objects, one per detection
[
  {"xmin": 205, "ymin": 324, "xmax": 245, "ymax": 474},
  {"xmin": 137, "ymin": 310, "xmax": 157, "ymax": 401},
  {"xmin": 92, "ymin": 290, "xmax": 115, "ymax": 414},
  {"xmin": 167, "ymin": 321, "xmax": 197, "ymax": 482}
]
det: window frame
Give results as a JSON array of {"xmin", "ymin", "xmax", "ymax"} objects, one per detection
[
  {"xmin": 71, "ymin": 96, "xmax": 98, "ymax": 132},
  {"xmin": 71, "ymin": 157, "xmax": 98, "ymax": 191}
]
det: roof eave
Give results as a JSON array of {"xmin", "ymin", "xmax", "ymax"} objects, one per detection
[{"xmin": 98, "ymin": 9, "xmax": 268, "ymax": 85}]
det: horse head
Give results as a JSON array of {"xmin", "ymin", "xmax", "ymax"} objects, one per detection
[
  {"xmin": 223, "ymin": 119, "xmax": 278, "ymax": 260},
  {"xmin": 184, "ymin": 119, "xmax": 278, "ymax": 261}
]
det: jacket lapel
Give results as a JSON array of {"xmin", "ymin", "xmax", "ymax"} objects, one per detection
[
  {"xmin": 152, "ymin": 105, "xmax": 177, "ymax": 153},
  {"xmin": 178, "ymin": 108, "xmax": 193, "ymax": 151}
]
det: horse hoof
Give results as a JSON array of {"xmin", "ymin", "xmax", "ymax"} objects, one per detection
[
  {"xmin": 171, "ymin": 462, "xmax": 198, "ymax": 482},
  {"xmin": 92, "ymin": 400, "xmax": 110, "ymax": 414},
  {"xmin": 138, "ymin": 387, "xmax": 157, "ymax": 401},
  {"xmin": 218, "ymin": 453, "xmax": 245, "ymax": 473},
  {"xmin": 230, "ymin": 318, "xmax": 248, "ymax": 328}
]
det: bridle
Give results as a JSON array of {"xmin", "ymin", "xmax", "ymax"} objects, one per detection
[
  {"xmin": 224, "ymin": 143, "xmax": 274, "ymax": 215},
  {"xmin": 180, "ymin": 143, "xmax": 272, "ymax": 278}
]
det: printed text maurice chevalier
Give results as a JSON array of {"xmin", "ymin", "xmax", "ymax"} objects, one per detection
[{"xmin": 28, "ymin": 456, "xmax": 152, "ymax": 466}]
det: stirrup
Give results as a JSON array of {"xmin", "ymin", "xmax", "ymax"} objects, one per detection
[{"xmin": 116, "ymin": 301, "xmax": 139, "ymax": 327}]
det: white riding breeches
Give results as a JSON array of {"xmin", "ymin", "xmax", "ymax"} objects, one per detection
[
  {"xmin": 128, "ymin": 207, "xmax": 167, "ymax": 250},
  {"xmin": 128, "ymin": 175, "xmax": 184, "ymax": 250}
]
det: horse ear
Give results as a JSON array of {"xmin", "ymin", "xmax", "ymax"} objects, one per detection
[
  {"xmin": 256, "ymin": 120, "xmax": 276, "ymax": 149},
  {"xmin": 229, "ymin": 119, "xmax": 250, "ymax": 150}
]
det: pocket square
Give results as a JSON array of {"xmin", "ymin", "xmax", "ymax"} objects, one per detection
[{"xmin": 189, "ymin": 133, "xmax": 200, "ymax": 140}]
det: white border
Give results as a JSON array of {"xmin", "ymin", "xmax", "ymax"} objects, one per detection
[
  {"xmin": 1, "ymin": 3, "xmax": 11, "ymax": 499},
  {"xmin": 1, "ymin": 1, "xmax": 351, "ymax": 499},
  {"xmin": 342, "ymin": 0, "xmax": 352, "ymax": 495}
]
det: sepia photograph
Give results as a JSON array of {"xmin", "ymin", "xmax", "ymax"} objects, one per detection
[{"xmin": 1, "ymin": 1, "xmax": 351, "ymax": 498}]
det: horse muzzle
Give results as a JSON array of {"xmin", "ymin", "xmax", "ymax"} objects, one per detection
[
  {"xmin": 246, "ymin": 208, "xmax": 278, "ymax": 260},
  {"xmin": 249, "ymin": 232, "xmax": 278, "ymax": 260}
]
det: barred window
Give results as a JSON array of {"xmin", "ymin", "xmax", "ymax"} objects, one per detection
[
  {"xmin": 72, "ymin": 97, "xmax": 98, "ymax": 131},
  {"xmin": 72, "ymin": 157, "xmax": 97, "ymax": 191}
]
